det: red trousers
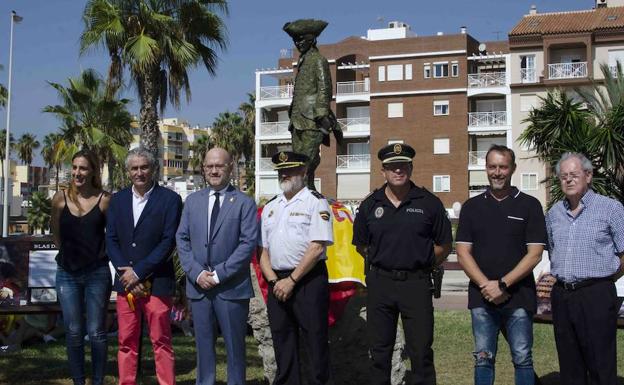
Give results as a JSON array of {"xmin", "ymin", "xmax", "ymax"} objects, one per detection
[{"xmin": 116, "ymin": 294, "xmax": 175, "ymax": 385}]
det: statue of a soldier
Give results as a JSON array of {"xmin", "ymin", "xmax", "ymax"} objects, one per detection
[{"xmin": 283, "ymin": 19, "xmax": 342, "ymax": 191}]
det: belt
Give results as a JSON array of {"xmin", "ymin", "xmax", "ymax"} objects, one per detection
[
  {"xmin": 370, "ymin": 265, "xmax": 431, "ymax": 281},
  {"xmin": 554, "ymin": 277, "xmax": 612, "ymax": 291}
]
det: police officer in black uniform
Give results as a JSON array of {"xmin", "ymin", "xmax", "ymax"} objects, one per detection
[{"xmin": 353, "ymin": 143, "xmax": 453, "ymax": 385}]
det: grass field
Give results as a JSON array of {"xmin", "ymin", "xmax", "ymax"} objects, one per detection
[{"xmin": 2, "ymin": 310, "xmax": 623, "ymax": 385}]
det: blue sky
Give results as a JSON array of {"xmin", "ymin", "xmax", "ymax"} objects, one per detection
[{"xmin": 0, "ymin": 0, "xmax": 593, "ymax": 165}]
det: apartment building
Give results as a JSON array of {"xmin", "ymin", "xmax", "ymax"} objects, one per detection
[
  {"xmin": 509, "ymin": 0, "xmax": 624, "ymax": 204},
  {"xmin": 255, "ymin": 22, "xmax": 512, "ymax": 211},
  {"xmin": 129, "ymin": 118, "xmax": 211, "ymax": 183}
]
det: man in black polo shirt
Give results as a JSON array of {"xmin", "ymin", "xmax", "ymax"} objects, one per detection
[
  {"xmin": 353, "ymin": 143, "xmax": 452, "ymax": 385},
  {"xmin": 456, "ymin": 145, "xmax": 546, "ymax": 385}
]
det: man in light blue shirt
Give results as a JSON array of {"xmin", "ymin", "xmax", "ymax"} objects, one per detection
[{"xmin": 546, "ymin": 152, "xmax": 624, "ymax": 385}]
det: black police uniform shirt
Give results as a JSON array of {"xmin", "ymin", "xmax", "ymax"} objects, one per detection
[
  {"xmin": 455, "ymin": 187, "xmax": 547, "ymax": 313},
  {"xmin": 352, "ymin": 182, "xmax": 453, "ymax": 271}
]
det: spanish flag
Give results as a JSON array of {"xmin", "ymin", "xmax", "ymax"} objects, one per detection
[{"xmin": 325, "ymin": 199, "xmax": 365, "ymax": 285}]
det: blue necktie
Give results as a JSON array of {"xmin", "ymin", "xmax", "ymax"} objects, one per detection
[{"xmin": 210, "ymin": 192, "xmax": 220, "ymax": 239}]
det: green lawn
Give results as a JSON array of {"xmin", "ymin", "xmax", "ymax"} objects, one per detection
[{"xmin": 2, "ymin": 310, "xmax": 623, "ymax": 384}]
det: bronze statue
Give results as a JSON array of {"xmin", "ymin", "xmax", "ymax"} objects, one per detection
[{"xmin": 283, "ymin": 19, "xmax": 342, "ymax": 191}]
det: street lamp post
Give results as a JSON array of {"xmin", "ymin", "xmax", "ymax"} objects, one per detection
[{"xmin": 2, "ymin": 11, "xmax": 22, "ymax": 238}]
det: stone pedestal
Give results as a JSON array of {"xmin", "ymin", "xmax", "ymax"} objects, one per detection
[{"xmin": 248, "ymin": 271, "xmax": 408, "ymax": 384}]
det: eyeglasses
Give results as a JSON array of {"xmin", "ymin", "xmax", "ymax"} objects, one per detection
[
  {"xmin": 558, "ymin": 172, "xmax": 584, "ymax": 181},
  {"xmin": 203, "ymin": 164, "xmax": 227, "ymax": 171}
]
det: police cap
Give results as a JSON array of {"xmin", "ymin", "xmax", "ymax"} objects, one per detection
[
  {"xmin": 272, "ymin": 151, "xmax": 309, "ymax": 170},
  {"xmin": 377, "ymin": 143, "xmax": 415, "ymax": 164},
  {"xmin": 283, "ymin": 19, "xmax": 328, "ymax": 39}
]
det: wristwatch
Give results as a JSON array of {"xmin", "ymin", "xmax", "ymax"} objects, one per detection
[
  {"xmin": 498, "ymin": 278, "xmax": 508, "ymax": 292},
  {"xmin": 268, "ymin": 278, "xmax": 278, "ymax": 286}
]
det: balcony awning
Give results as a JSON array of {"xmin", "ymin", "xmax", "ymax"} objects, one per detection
[
  {"xmin": 469, "ymin": 130, "xmax": 507, "ymax": 136},
  {"xmin": 469, "ymin": 171, "xmax": 489, "ymax": 186}
]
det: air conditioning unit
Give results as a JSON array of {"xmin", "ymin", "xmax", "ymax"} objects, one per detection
[{"xmin": 596, "ymin": 0, "xmax": 608, "ymax": 7}]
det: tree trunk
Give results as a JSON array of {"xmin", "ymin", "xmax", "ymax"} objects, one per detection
[
  {"xmin": 139, "ymin": 68, "xmax": 161, "ymax": 162},
  {"xmin": 107, "ymin": 158, "xmax": 115, "ymax": 192},
  {"xmin": 55, "ymin": 164, "xmax": 59, "ymax": 192}
]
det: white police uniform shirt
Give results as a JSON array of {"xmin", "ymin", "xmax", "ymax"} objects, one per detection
[{"xmin": 261, "ymin": 187, "xmax": 333, "ymax": 270}]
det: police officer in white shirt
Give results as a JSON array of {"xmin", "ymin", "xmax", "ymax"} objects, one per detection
[{"xmin": 259, "ymin": 151, "xmax": 334, "ymax": 385}]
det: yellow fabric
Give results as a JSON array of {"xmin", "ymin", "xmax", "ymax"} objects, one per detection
[{"xmin": 325, "ymin": 202, "xmax": 366, "ymax": 285}]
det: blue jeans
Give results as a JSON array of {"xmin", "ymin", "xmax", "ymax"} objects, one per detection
[
  {"xmin": 471, "ymin": 307, "xmax": 534, "ymax": 385},
  {"xmin": 56, "ymin": 263, "xmax": 111, "ymax": 385}
]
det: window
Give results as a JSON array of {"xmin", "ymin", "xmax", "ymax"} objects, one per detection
[
  {"xmin": 433, "ymin": 139, "xmax": 450, "ymax": 154},
  {"xmin": 434, "ymin": 62, "xmax": 449, "ymax": 78},
  {"xmin": 424, "ymin": 63, "xmax": 431, "ymax": 79},
  {"xmin": 405, "ymin": 64, "xmax": 413, "ymax": 80},
  {"xmin": 520, "ymin": 55, "xmax": 536, "ymax": 83},
  {"xmin": 451, "ymin": 62, "xmax": 459, "ymax": 77},
  {"xmin": 433, "ymin": 175, "xmax": 451, "ymax": 192},
  {"xmin": 378, "ymin": 65, "xmax": 386, "ymax": 81},
  {"xmin": 521, "ymin": 173, "xmax": 538, "ymax": 191},
  {"xmin": 378, "ymin": 66, "xmax": 386, "ymax": 82},
  {"xmin": 520, "ymin": 94, "xmax": 538, "ymax": 112},
  {"xmin": 347, "ymin": 142, "xmax": 369, "ymax": 155},
  {"xmin": 387, "ymin": 102, "xmax": 404, "ymax": 118},
  {"xmin": 387, "ymin": 65, "xmax": 403, "ymax": 81},
  {"xmin": 433, "ymin": 100, "xmax": 449, "ymax": 116}
]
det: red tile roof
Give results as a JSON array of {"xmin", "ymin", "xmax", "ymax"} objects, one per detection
[{"xmin": 510, "ymin": 6, "xmax": 624, "ymax": 36}]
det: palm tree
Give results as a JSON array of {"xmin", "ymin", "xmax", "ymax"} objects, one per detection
[
  {"xmin": 41, "ymin": 133, "xmax": 65, "ymax": 191},
  {"xmin": 43, "ymin": 69, "xmax": 133, "ymax": 190},
  {"xmin": 519, "ymin": 63, "xmax": 624, "ymax": 206},
  {"xmin": 211, "ymin": 111, "xmax": 252, "ymax": 187},
  {"xmin": 80, "ymin": 0, "xmax": 229, "ymax": 157},
  {"xmin": 0, "ymin": 130, "xmax": 15, "ymax": 180},
  {"xmin": 188, "ymin": 134, "xmax": 213, "ymax": 187},
  {"xmin": 238, "ymin": 92, "xmax": 256, "ymax": 193},
  {"xmin": 0, "ymin": 64, "xmax": 7, "ymax": 108},
  {"xmin": 27, "ymin": 191, "xmax": 51, "ymax": 235},
  {"xmin": 16, "ymin": 133, "xmax": 40, "ymax": 167}
]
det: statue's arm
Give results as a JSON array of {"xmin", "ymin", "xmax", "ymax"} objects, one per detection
[{"xmin": 314, "ymin": 57, "xmax": 332, "ymax": 119}]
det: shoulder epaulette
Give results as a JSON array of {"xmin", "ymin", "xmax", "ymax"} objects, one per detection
[{"xmin": 310, "ymin": 190, "xmax": 325, "ymax": 200}]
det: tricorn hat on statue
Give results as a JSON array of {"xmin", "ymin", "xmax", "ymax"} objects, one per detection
[
  {"xmin": 283, "ymin": 19, "xmax": 328, "ymax": 39},
  {"xmin": 272, "ymin": 151, "xmax": 309, "ymax": 170}
]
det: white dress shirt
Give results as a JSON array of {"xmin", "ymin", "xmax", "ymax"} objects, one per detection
[
  {"xmin": 261, "ymin": 187, "xmax": 333, "ymax": 270},
  {"xmin": 198, "ymin": 185, "xmax": 230, "ymax": 285},
  {"xmin": 132, "ymin": 183, "xmax": 155, "ymax": 227}
]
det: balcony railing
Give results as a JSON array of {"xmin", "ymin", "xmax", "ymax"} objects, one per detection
[
  {"xmin": 259, "ymin": 85, "xmax": 294, "ymax": 100},
  {"xmin": 336, "ymin": 81, "xmax": 369, "ymax": 95},
  {"xmin": 259, "ymin": 157, "xmax": 274, "ymax": 172},
  {"xmin": 336, "ymin": 154, "xmax": 370, "ymax": 170},
  {"xmin": 260, "ymin": 121, "xmax": 289, "ymax": 136},
  {"xmin": 468, "ymin": 111, "xmax": 507, "ymax": 127},
  {"xmin": 521, "ymin": 68, "xmax": 537, "ymax": 83},
  {"xmin": 468, "ymin": 151, "xmax": 487, "ymax": 167},
  {"xmin": 337, "ymin": 117, "xmax": 370, "ymax": 133},
  {"xmin": 548, "ymin": 62, "xmax": 587, "ymax": 80},
  {"xmin": 468, "ymin": 72, "xmax": 506, "ymax": 88}
]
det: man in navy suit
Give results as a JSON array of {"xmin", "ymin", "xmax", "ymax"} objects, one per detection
[
  {"xmin": 176, "ymin": 147, "xmax": 257, "ymax": 385},
  {"xmin": 106, "ymin": 147, "xmax": 182, "ymax": 385}
]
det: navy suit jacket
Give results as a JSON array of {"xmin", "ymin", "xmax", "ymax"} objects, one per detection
[
  {"xmin": 175, "ymin": 185, "xmax": 257, "ymax": 300},
  {"xmin": 106, "ymin": 184, "xmax": 182, "ymax": 296}
]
